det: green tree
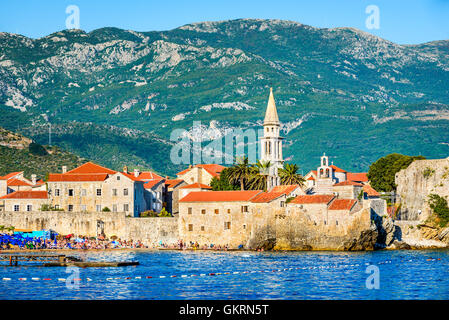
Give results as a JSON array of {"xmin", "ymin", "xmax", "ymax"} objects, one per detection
[
  {"xmin": 368, "ymin": 153, "xmax": 426, "ymax": 192},
  {"xmin": 210, "ymin": 168, "xmax": 239, "ymax": 191},
  {"xmin": 158, "ymin": 207, "xmax": 172, "ymax": 217},
  {"xmin": 248, "ymin": 160, "xmax": 271, "ymax": 191},
  {"xmin": 428, "ymin": 194, "xmax": 449, "ymax": 227},
  {"xmin": 228, "ymin": 157, "xmax": 253, "ymax": 191},
  {"xmin": 28, "ymin": 142, "xmax": 48, "ymax": 156},
  {"xmin": 279, "ymin": 163, "xmax": 305, "ymax": 186}
]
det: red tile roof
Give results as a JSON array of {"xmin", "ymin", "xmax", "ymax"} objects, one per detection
[
  {"xmin": 0, "ymin": 191, "xmax": 48, "ymax": 199},
  {"xmin": 270, "ymin": 185, "xmax": 300, "ymax": 195},
  {"xmin": 334, "ymin": 180, "xmax": 363, "ymax": 187},
  {"xmin": 144, "ymin": 179, "xmax": 164, "ymax": 189},
  {"xmin": 180, "ymin": 183, "xmax": 212, "ymax": 189},
  {"xmin": 290, "ymin": 194, "xmax": 335, "ymax": 205},
  {"xmin": 120, "ymin": 172, "xmax": 145, "ymax": 182},
  {"xmin": 165, "ymin": 179, "xmax": 185, "ymax": 189},
  {"xmin": 7, "ymin": 178, "xmax": 32, "ymax": 187},
  {"xmin": 0, "ymin": 172, "xmax": 22, "ymax": 180},
  {"xmin": 134, "ymin": 171, "xmax": 163, "ymax": 180},
  {"xmin": 34, "ymin": 179, "xmax": 45, "ymax": 186},
  {"xmin": 363, "ymin": 184, "xmax": 380, "ymax": 197},
  {"xmin": 328, "ymin": 199, "xmax": 357, "ymax": 211},
  {"xmin": 48, "ymin": 173, "xmax": 109, "ymax": 182},
  {"xmin": 330, "ymin": 165, "xmax": 347, "ymax": 173},
  {"xmin": 66, "ymin": 162, "xmax": 116, "ymax": 175},
  {"xmin": 176, "ymin": 164, "xmax": 226, "ymax": 177},
  {"xmin": 251, "ymin": 192, "xmax": 284, "ymax": 203},
  {"xmin": 347, "ymin": 172, "xmax": 368, "ymax": 182},
  {"xmin": 180, "ymin": 190, "xmax": 262, "ymax": 203}
]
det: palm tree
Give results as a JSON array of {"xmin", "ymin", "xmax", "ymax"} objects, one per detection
[
  {"xmin": 248, "ymin": 160, "xmax": 271, "ymax": 191},
  {"xmin": 228, "ymin": 157, "xmax": 253, "ymax": 191},
  {"xmin": 279, "ymin": 163, "xmax": 305, "ymax": 186}
]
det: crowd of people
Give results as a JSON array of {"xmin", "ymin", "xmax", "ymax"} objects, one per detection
[
  {"xmin": 0, "ymin": 232, "xmax": 246, "ymax": 251},
  {"xmin": 0, "ymin": 233, "xmax": 147, "ymax": 251}
]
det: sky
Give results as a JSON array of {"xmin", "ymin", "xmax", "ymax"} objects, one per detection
[{"xmin": 0, "ymin": 0, "xmax": 448, "ymax": 44}]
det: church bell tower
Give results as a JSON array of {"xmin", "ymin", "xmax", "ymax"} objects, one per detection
[{"xmin": 260, "ymin": 88, "xmax": 284, "ymax": 190}]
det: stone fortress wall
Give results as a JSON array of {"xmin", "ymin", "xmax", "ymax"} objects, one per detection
[{"xmin": 0, "ymin": 211, "xmax": 179, "ymax": 247}]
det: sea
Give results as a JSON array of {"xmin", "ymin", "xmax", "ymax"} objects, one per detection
[{"xmin": 1, "ymin": 249, "xmax": 448, "ymax": 300}]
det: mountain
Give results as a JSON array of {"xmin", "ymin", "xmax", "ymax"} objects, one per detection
[
  {"xmin": 1, "ymin": 19, "xmax": 448, "ymax": 174},
  {"xmin": 0, "ymin": 127, "xmax": 87, "ymax": 179}
]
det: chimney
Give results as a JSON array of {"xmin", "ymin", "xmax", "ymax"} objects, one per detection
[
  {"xmin": 134, "ymin": 169, "xmax": 140, "ymax": 178},
  {"xmin": 123, "ymin": 165, "xmax": 128, "ymax": 174},
  {"xmin": 31, "ymin": 174, "xmax": 37, "ymax": 185},
  {"xmin": 62, "ymin": 166, "xmax": 67, "ymax": 174}
]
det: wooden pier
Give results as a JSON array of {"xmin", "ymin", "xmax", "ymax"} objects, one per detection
[{"xmin": 0, "ymin": 254, "xmax": 137, "ymax": 267}]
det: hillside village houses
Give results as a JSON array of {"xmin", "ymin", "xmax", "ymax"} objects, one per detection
[{"xmin": 0, "ymin": 88, "xmax": 386, "ymax": 248}]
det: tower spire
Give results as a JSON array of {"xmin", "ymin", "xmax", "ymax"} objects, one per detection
[{"xmin": 264, "ymin": 87, "xmax": 280, "ymax": 126}]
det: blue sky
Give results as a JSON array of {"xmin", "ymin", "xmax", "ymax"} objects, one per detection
[{"xmin": 0, "ymin": 0, "xmax": 448, "ymax": 44}]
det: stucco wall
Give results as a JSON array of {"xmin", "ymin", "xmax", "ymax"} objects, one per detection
[{"xmin": 0, "ymin": 211, "xmax": 178, "ymax": 246}]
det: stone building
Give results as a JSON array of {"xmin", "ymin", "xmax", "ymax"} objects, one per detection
[
  {"xmin": 176, "ymin": 164, "xmax": 225, "ymax": 185},
  {"xmin": 0, "ymin": 172, "xmax": 45, "ymax": 197},
  {"xmin": 305, "ymin": 153, "xmax": 370, "ymax": 195},
  {"xmin": 164, "ymin": 179, "xmax": 187, "ymax": 215},
  {"xmin": 47, "ymin": 162, "xmax": 147, "ymax": 217},
  {"xmin": 0, "ymin": 190, "xmax": 49, "ymax": 212},
  {"xmin": 179, "ymin": 182, "xmax": 212, "ymax": 200},
  {"xmin": 179, "ymin": 190, "xmax": 262, "ymax": 246}
]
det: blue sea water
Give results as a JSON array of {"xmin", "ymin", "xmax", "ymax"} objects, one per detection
[{"xmin": 0, "ymin": 249, "xmax": 448, "ymax": 300}]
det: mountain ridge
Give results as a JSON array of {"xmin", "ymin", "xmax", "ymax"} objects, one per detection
[{"xmin": 1, "ymin": 18, "xmax": 448, "ymax": 174}]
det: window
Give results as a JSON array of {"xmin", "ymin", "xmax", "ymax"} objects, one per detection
[
  {"xmin": 124, "ymin": 188, "xmax": 128, "ymax": 196},
  {"xmin": 336, "ymin": 220, "xmax": 338, "ymax": 226},
  {"xmin": 117, "ymin": 176, "xmax": 120, "ymax": 181},
  {"xmin": 214, "ymin": 209, "xmax": 219, "ymax": 214},
  {"xmin": 227, "ymin": 209, "xmax": 231, "ymax": 214},
  {"xmin": 188, "ymin": 224, "xmax": 193, "ymax": 232},
  {"xmin": 112, "ymin": 189, "xmax": 117, "ymax": 196},
  {"xmin": 27, "ymin": 205, "xmax": 32, "ymax": 212},
  {"xmin": 241, "ymin": 206, "xmax": 248, "ymax": 213},
  {"xmin": 113, "ymin": 205, "xmax": 117, "ymax": 212},
  {"xmin": 280, "ymin": 201, "xmax": 285, "ymax": 207},
  {"xmin": 324, "ymin": 220, "xmax": 327, "ymax": 225},
  {"xmin": 81, "ymin": 189, "xmax": 86, "ymax": 196},
  {"xmin": 188, "ymin": 207, "xmax": 192, "ymax": 215},
  {"xmin": 243, "ymin": 224, "xmax": 246, "ymax": 230},
  {"xmin": 201, "ymin": 226, "xmax": 205, "ymax": 231},
  {"xmin": 201, "ymin": 209, "xmax": 206, "ymax": 215},
  {"xmin": 96, "ymin": 189, "xmax": 102, "ymax": 196},
  {"xmin": 224, "ymin": 222, "xmax": 231, "ymax": 230},
  {"xmin": 68, "ymin": 189, "xmax": 74, "ymax": 196},
  {"xmin": 55, "ymin": 189, "xmax": 60, "ymax": 196},
  {"xmin": 81, "ymin": 205, "xmax": 86, "ymax": 212},
  {"xmin": 124, "ymin": 204, "xmax": 129, "ymax": 212},
  {"xmin": 14, "ymin": 205, "xmax": 20, "ymax": 211},
  {"xmin": 96, "ymin": 205, "xmax": 101, "ymax": 212},
  {"xmin": 68, "ymin": 205, "xmax": 73, "ymax": 212}
]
